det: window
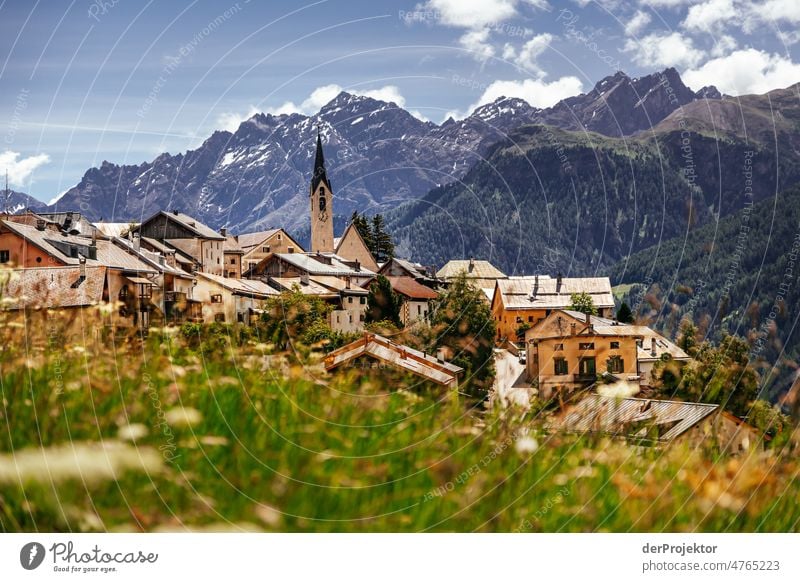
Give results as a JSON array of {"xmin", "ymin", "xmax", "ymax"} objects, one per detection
[
  {"xmin": 554, "ymin": 358, "xmax": 568, "ymax": 375},
  {"xmin": 610, "ymin": 341, "xmax": 620, "ymax": 349},
  {"xmin": 230, "ymin": 258, "xmax": 236, "ymax": 265},
  {"xmin": 554, "ymin": 343, "xmax": 564, "ymax": 351},
  {"xmin": 319, "ymin": 191, "xmax": 327, "ymax": 212},
  {"xmin": 348, "ymin": 297, "xmax": 353, "ymax": 304},
  {"xmin": 210, "ymin": 294, "xmax": 223, "ymax": 304},
  {"xmin": 360, "ymin": 297, "xmax": 366, "ymax": 304},
  {"xmin": 277, "ymin": 233, "xmax": 282, "ymax": 241},
  {"xmin": 579, "ymin": 357, "xmax": 596, "ymax": 376},
  {"xmin": 228, "ymin": 271, "xmax": 236, "ymax": 278},
  {"xmin": 214, "ymin": 313, "xmax": 225, "ymax": 323},
  {"xmin": 217, "ymin": 257, "xmax": 220, "ymax": 265},
  {"xmin": 528, "ymin": 316, "xmax": 534, "ymax": 322},
  {"xmin": 262, "ymin": 246, "xmax": 270, "ymax": 253},
  {"xmin": 288, "ymin": 247, "xmax": 294, "ymax": 253},
  {"xmin": 516, "ymin": 316, "xmax": 523, "ymax": 323},
  {"xmin": 417, "ymin": 304, "xmax": 421, "ymax": 314},
  {"xmin": 0, "ymin": 250, "xmax": 9, "ymax": 263},
  {"xmin": 579, "ymin": 342, "xmax": 595, "ymax": 351},
  {"xmin": 607, "ymin": 356, "xmax": 624, "ymax": 373}
]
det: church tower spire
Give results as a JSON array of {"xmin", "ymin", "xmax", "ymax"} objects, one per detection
[{"xmin": 310, "ymin": 130, "xmax": 334, "ymax": 253}]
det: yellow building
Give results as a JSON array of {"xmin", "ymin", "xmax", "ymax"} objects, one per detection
[
  {"xmin": 492, "ymin": 275, "xmax": 614, "ymax": 342},
  {"xmin": 525, "ymin": 310, "xmax": 642, "ymax": 400}
]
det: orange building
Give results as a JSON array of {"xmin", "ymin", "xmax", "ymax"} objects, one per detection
[{"xmin": 492, "ymin": 275, "xmax": 614, "ymax": 342}]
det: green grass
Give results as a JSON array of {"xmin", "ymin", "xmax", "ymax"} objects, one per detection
[{"xmin": 1, "ymin": 314, "xmax": 799, "ymax": 532}]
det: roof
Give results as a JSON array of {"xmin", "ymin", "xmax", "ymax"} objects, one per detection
[
  {"xmin": 556, "ymin": 395, "xmax": 718, "ymax": 443},
  {"xmin": 385, "ymin": 258, "xmax": 430, "ymax": 279},
  {"xmin": 94, "ymin": 222, "xmax": 136, "ymax": 238},
  {"xmin": 384, "ymin": 276, "xmax": 438, "ymax": 299},
  {"xmin": 311, "ymin": 132, "xmax": 330, "ymax": 192},
  {"xmin": 495, "ymin": 276, "xmax": 614, "ymax": 310},
  {"xmin": 236, "ymin": 229, "xmax": 281, "ymax": 251},
  {"xmin": 1, "ymin": 266, "xmax": 107, "ymax": 309},
  {"xmin": 267, "ymin": 277, "xmax": 339, "ymax": 299},
  {"xmin": 310, "ymin": 275, "xmax": 369, "ymax": 295},
  {"xmin": 273, "ymin": 252, "xmax": 376, "ymax": 277},
  {"xmin": 142, "ymin": 211, "xmax": 225, "ymax": 240},
  {"xmin": 197, "ymin": 272, "xmax": 277, "ymax": 299},
  {"xmin": 324, "ymin": 333, "xmax": 463, "ymax": 387},
  {"xmin": 437, "ymin": 259, "xmax": 506, "ymax": 280},
  {"xmin": 36, "ymin": 212, "xmax": 96, "ymax": 236},
  {"xmin": 0, "ymin": 220, "xmax": 157, "ymax": 274},
  {"xmin": 223, "ymin": 235, "xmax": 244, "ymax": 254},
  {"xmin": 112, "ymin": 237, "xmax": 191, "ymax": 277},
  {"xmin": 141, "ymin": 237, "xmax": 194, "ymax": 265}
]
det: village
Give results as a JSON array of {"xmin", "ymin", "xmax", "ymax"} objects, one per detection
[{"xmin": 0, "ymin": 133, "xmax": 764, "ymax": 455}]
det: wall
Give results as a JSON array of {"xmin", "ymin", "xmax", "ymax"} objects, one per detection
[
  {"xmin": 0, "ymin": 230, "xmax": 66, "ymax": 268},
  {"xmin": 241, "ymin": 231, "xmax": 301, "ymax": 274},
  {"xmin": 336, "ymin": 226, "xmax": 379, "ymax": 272},
  {"xmin": 224, "ymin": 252, "xmax": 242, "ymax": 279},
  {"xmin": 401, "ymin": 299, "xmax": 431, "ymax": 326}
]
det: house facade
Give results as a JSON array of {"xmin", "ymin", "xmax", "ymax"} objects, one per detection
[
  {"xmin": 137, "ymin": 210, "xmax": 226, "ymax": 276},
  {"xmin": 493, "ymin": 275, "xmax": 614, "ymax": 342}
]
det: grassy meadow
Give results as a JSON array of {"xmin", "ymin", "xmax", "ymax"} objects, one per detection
[{"xmin": 1, "ymin": 308, "xmax": 800, "ymax": 533}]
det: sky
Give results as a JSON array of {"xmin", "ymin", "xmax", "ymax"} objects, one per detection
[{"xmin": 1, "ymin": 0, "xmax": 799, "ymax": 203}]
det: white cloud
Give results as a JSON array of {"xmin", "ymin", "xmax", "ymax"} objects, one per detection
[
  {"xmin": 625, "ymin": 10, "xmax": 652, "ymax": 36},
  {"xmin": 459, "ymin": 28, "xmax": 495, "ymax": 61},
  {"xmin": 759, "ymin": 0, "xmax": 800, "ymax": 23},
  {"xmin": 464, "ymin": 76, "xmax": 584, "ymax": 116},
  {"xmin": 682, "ymin": 0, "xmax": 739, "ymax": 33},
  {"xmin": 711, "ymin": 33, "xmax": 737, "ymax": 57},
  {"xmin": 0, "ymin": 150, "xmax": 51, "ymax": 186},
  {"xmin": 638, "ymin": 0, "xmax": 693, "ymax": 7},
  {"xmin": 216, "ymin": 106, "xmax": 260, "ymax": 132},
  {"xmin": 624, "ymin": 31, "xmax": 705, "ymax": 68},
  {"xmin": 683, "ymin": 48, "xmax": 800, "ymax": 94},
  {"xmin": 418, "ymin": 0, "xmax": 523, "ymax": 29},
  {"xmin": 218, "ymin": 85, "xmax": 410, "ymax": 130},
  {"xmin": 502, "ymin": 32, "xmax": 554, "ymax": 74}
]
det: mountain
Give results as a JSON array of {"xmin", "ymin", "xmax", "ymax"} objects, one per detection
[
  {"xmin": 610, "ymin": 183, "xmax": 800, "ymax": 401},
  {"xmin": 533, "ymin": 67, "xmax": 715, "ymax": 137},
  {"xmin": 388, "ymin": 82, "xmax": 800, "ymax": 274},
  {"xmin": 48, "ymin": 68, "xmax": 719, "ymax": 238},
  {"xmin": 1, "ymin": 189, "xmax": 46, "ymax": 214}
]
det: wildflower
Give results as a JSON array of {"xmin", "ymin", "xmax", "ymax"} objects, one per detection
[
  {"xmin": 515, "ymin": 436, "xmax": 539, "ymax": 454},
  {"xmin": 118, "ymin": 423, "xmax": 149, "ymax": 441},
  {"xmin": 165, "ymin": 407, "xmax": 202, "ymax": 428}
]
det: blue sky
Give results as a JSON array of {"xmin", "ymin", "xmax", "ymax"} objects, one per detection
[{"xmin": 2, "ymin": 0, "xmax": 799, "ymax": 202}]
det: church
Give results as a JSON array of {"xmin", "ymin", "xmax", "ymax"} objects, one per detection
[{"xmin": 308, "ymin": 132, "xmax": 379, "ymax": 272}]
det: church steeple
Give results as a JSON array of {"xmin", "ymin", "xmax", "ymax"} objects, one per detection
[
  {"xmin": 311, "ymin": 131, "xmax": 330, "ymax": 193},
  {"xmin": 310, "ymin": 129, "xmax": 334, "ymax": 253}
]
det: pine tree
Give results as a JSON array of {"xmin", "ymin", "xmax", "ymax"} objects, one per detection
[
  {"xmin": 350, "ymin": 211, "xmax": 374, "ymax": 252},
  {"xmin": 366, "ymin": 275, "xmax": 402, "ymax": 327},
  {"xmin": 371, "ymin": 214, "xmax": 395, "ymax": 263},
  {"xmin": 616, "ymin": 302, "xmax": 634, "ymax": 323}
]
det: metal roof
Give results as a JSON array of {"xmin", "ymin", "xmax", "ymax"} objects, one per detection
[
  {"xmin": 310, "ymin": 275, "xmax": 369, "ymax": 295},
  {"xmin": 197, "ymin": 272, "xmax": 278, "ymax": 298},
  {"xmin": 267, "ymin": 277, "xmax": 339, "ymax": 298},
  {"xmin": 496, "ymin": 277, "xmax": 614, "ymax": 310},
  {"xmin": 274, "ymin": 252, "xmax": 376, "ymax": 277},
  {"xmin": 325, "ymin": 333, "xmax": 463, "ymax": 387},
  {"xmin": 236, "ymin": 229, "xmax": 281, "ymax": 251},
  {"xmin": 436, "ymin": 259, "xmax": 506, "ymax": 280},
  {"xmin": 557, "ymin": 395, "xmax": 718, "ymax": 443}
]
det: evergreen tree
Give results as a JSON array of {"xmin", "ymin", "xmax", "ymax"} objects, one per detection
[
  {"xmin": 366, "ymin": 275, "xmax": 402, "ymax": 327},
  {"xmin": 616, "ymin": 302, "xmax": 634, "ymax": 323},
  {"xmin": 430, "ymin": 274, "xmax": 496, "ymax": 399},
  {"xmin": 677, "ymin": 317, "xmax": 698, "ymax": 356},
  {"xmin": 569, "ymin": 292, "xmax": 598, "ymax": 315},
  {"xmin": 350, "ymin": 211, "xmax": 374, "ymax": 253},
  {"xmin": 371, "ymin": 214, "xmax": 395, "ymax": 263}
]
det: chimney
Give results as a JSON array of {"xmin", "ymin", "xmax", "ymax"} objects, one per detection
[
  {"xmin": 87, "ymin": 245, "xmax": 97, "ymax": 260},
  {"xmin": 166, "ymin": 250, "xmax": 176, "ymax": 268},
  {"xmin": 172, "ymin": 209, "xmax": 179, "ymax": 215},
  {"xmin": 585, "ymin": 311, "xmax": 593, "ymax": 333},
  {"xmin": 468, "ymin": 257, "xmax": 475, "ymax": 273},
  {"xmin": 651, "ymin": 337, "xmax": 657, "ymax": 357},
  {"xmin": 556, "ymin": 272, "xmax": 563, "ymax": 293},
  {"xmin": 220, "ymin": 226, "xmax": 227, "ymax": 237},
  {"xmin": 354, "ymin": 259, "xmax": 360, "ymax": 272},
  {"xmin": 36, "ymin": 218, "xmax": 45, "ymax": 231},
  {"xmin": 300, "ymin": 271, "xmax": 309, "ymax": 285},
  {"xmin": 79, "ymin": 256, "xmax": 86, "ymax": 279},
  {"xmin": 530, "ymin": 275, "xmax": 539, "ymax": 300},
  {"xmin": 345, "ymin": 276, "xmax": 351, "ymax": 289},
  {"xmin": 133, "ymin": 233, "xmax": 141, "ymax": 252},
  {"xmin": 159, "ymin": 254, "xmax": 165, "ymax": 266},
  {"xmin": 570, "ymin": 322, "xmax": 577, "ymax": 336}
]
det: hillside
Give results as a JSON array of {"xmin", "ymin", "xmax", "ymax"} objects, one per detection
[{"xmin": 611, "ymin": 184, "xmax": 800, "ymax": 401}]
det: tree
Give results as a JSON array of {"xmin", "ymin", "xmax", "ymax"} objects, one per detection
[
  {"xmin": 677, "ymin": 317, "xmax": 698, "ymax": 356},
  {"xmin": 262, "ymin": 285, "xmax": 334, "ymax": 349},
  {"xmin": 371, "ymin": 214, "xmax": 395, "ymax": 263},
  {"xmin": 616, "ymin": 302, "xmax": 634, "ymax": 323},
  {"xmin": 366, "ymin": 275, "xmax": 402, "ymax": 327},
  {"xmin": 570, "ymin": 292, "xmax": 597, "ymax": 315},
  {"xmin": 430, "ymin": 274, "xmax": 496, "ymax": 398},
  {"xmin": 350, "ymin": 211, "xmax": 374, "ymax": 253}
]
